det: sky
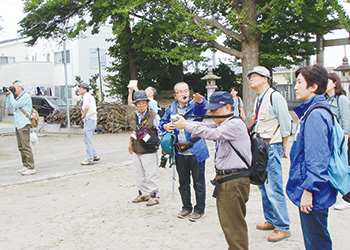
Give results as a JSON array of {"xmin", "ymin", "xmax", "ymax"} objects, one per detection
[{"xmin": 0, "ymin": 0, "xmax": 349, "ymax": 68}]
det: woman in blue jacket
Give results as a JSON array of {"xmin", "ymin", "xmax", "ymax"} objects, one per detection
[
  {"xmin": 286, "ymin": 64, "xmax": 337, "ymax": 250},
  {"xmin": 325, "ymin": 73, "xmax": 350, "ymax": 210}
]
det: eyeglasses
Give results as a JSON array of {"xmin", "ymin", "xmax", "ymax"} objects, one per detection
[
  {"xmin": 135, "ymin": 101, "xmax": 148, "ymax": 107},
  {"xmin": 175, "ymin": 89, "xmax": 189, "ymax": 95}
]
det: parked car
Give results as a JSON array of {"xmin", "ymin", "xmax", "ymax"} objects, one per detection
[{"xmin": 31, "ymin": 96, "xmax": 67, "ymax": 120}]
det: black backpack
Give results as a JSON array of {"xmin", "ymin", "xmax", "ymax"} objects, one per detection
[{"xmin": 228, "ymin": 117, "xmax": 269, "ymax": 185}]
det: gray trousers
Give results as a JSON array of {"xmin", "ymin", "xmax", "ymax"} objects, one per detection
[
  {"xmin": 83, "ymin": 119, "xmax": 98, "ymax": 162},
  {"xmin": 15, "ymin": 124, "xmax": 35, "ymax": 169}
]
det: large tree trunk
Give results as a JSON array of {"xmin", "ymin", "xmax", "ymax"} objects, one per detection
[
  {"xmin": 241, "ymin": 39, "xmax": 260, "ymax": 125},
  {"xmin": 168, "ymin": 62, "xmax": 184, "ymax": 90},
  {"xmin": 123, "ymin": 22, "xmax": 138, "ymax": 81}
]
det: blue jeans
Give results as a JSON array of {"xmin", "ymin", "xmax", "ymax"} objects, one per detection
[
  {"xmin": 299, "ymin": 209, "xmax": 332, "ymax": 250},
  {"xmin": 175, "ymin": 155, "xmax": 206, "ymax": 214},
  {"xmin": 259, "ymin": 143, "xmax": 290, "ymax": 231},
  {"xmin": 83, "ymin": 119, "xmax": 98, "ymax": 162}
]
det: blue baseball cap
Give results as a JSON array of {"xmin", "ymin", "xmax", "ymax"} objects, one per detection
[{"xmin": 205, "ymin": 91, "xmax": 233, "ymax": 110}]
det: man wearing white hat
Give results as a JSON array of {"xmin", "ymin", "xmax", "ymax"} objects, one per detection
[{"xmin": 248, "ymin": 66, "xmax": 292, "ymax": 242}]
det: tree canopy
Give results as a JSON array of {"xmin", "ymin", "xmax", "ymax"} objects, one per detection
[{"xmin": 19, "ymin": 0, "xmax": 350, "ymax": 121}]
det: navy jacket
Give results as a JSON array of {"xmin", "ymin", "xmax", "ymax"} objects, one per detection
[
  {"xmin": 159, "ymin": 98, "xmax": 209, "ymax": 164},
  {"xmin": 286, "ymin": 95, "xmax": 337, "ymax": 210}
]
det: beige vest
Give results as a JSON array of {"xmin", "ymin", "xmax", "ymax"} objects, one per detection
[{"xmin": 255, "ymin": 88, "xmax": 282, "ymax": 144}]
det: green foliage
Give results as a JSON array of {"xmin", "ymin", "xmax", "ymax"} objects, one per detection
[{"xmin": 19, "ymin": 0, "xmax": 350, "ymax": 105}]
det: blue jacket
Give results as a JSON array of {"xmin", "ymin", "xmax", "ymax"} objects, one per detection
[
  {"xmin": 286, "ymin": 95, "xmax": 337, "ymax": 210},
  {"xmin": 159, "ymin": 98, "xmax": 209, "ymax": 163}
]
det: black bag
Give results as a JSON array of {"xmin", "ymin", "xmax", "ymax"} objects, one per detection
[
  {"xmin": 228, "ymin": 117, "xmax": 269, "ymax": 185},
  {"xmin": 137, "ymin": 126, "xmax": 160, "ymax": 153}
]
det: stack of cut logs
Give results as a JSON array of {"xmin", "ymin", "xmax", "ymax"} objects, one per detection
[{"xmin": 46, "ymin": 102, "xmax": 128, "ymax": 133}]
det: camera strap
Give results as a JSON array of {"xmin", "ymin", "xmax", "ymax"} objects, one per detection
[{"xmin": 183, "ymin": 113, "xmax": 234, "ymax": 119}]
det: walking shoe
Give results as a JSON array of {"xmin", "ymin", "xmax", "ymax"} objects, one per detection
[
  {"xmin": 256, "ymin": 222, "xmax": 275, "ymax": 230},
  {"xmin": 18, "ymin": 167, "xmax": 28, "ymax": 173},
  {"xmin": 81, "ymin": 160, "xmax": 94, "ymax": 165},
  {"xmin": 188, "ymin": 212, "xmax": 203, "ymax": 222},
  {"xmin": 177, "ymin": 210, "xmax": 191, "ymax": 219},
  {"xmin": 334, "ymin": 199, "xmax": 350, "ymax": 210},
  {"xmin": 132, "ymin": 192, "xmax": 151, "ymax": 203},
  {"xmin": 93, "ymin": 156, "xmax": 101, "ymax": 162},
  {"xmin": 267, "ymin": 230, "xmax": 291, "ymax": 242},
  {"xmin": 21, "ymin": 169, "xmax": 37, "ymax": 176},
  {"xmin": 146, "ymin": 197, "xmax": 160, "ymax": 206}
]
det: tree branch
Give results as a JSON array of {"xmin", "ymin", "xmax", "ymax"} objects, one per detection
[
  {"xmin": 193, "ymin": 16, "xmax": 243, "ymax": 42},
  {"xmin": 255, "ymin": 0, "xmax": 280, "ymax": 18},
  {"xmin": 211, "ymin": 40, "xmax": 244, "ymax": 58}
]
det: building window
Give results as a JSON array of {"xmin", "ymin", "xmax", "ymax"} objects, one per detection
[
  {"xmin": 54, "ymin": 50, "xmax": 70, "ymax": 65},
  {"xmin": 0, "ymin": 56, "xmax": 15, "ymax": 65},
  {"xmin": 89, "ymin": 48, "xmax": 106, "ymax": 69}
]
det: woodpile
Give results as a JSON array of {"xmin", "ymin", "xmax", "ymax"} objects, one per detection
[{"xmin": 46, "ymin": 102, "xmax": 129, "ymax": 133}]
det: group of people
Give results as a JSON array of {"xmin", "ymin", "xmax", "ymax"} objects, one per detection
[
  {"xmin": 5, "ymin": 62, "xmax": 350, "ymax": 250},
  {"xmin": 127, "ymin": 64, "xmax": 350, "ymax": 250},
  {"xmin": 5, "ymin": 81, "xmax": 101, "ymax": 175}
]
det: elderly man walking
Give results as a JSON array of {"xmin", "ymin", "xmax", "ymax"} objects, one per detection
[{"xmin": 79, "ymin": 83, "xmax": 100, "ymax": 165}]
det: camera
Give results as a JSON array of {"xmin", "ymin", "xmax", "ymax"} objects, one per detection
[
  {"xmin": 159, "ymin": 155, "xmax": 168, "ymax": 168},
  {"xmin": 2, "ymin": 86, "xmax": 15, "ymax": 94},
  {"xmin": 170, "ymin": 115, "xmax": 179, "ymax": 122}
]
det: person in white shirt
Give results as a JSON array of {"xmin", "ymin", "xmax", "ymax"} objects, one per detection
[{"xmin": 79, "ymin": 83, "xmax": 100, "ymax": 165}]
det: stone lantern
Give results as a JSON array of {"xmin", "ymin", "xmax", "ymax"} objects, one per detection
[
  {"xmin": 201, "ymin": 69, "xmax": 221, "ymax": 100},
  {"xmin": 334, "ymin": 55, "xmax": 350, "ymax": 98}
]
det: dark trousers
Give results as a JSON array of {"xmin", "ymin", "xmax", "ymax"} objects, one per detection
[
  {"xmin": 175, "ymin": 155, "xmax": 206, "ymax": 214},
  {"xmin": 15, "ymin": 124, "xmax": 35, "ymax": 169},
  {"xmin": 299, "ymin": 209, "xmax": 332, "ymax": 250}
]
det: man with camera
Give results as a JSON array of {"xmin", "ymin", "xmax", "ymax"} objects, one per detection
[
  {"xmin": 5, "ymin": 80, "xmax": 36, "ymax": 176},
  {"xmin": 128, "ymin": 90, "xmax": 160, "ymax": 206},
  {"xmin": 159, "ymin": 82, "xmax": 209, "ymax": 222},
  {"xmin": 172, "ymin": 91, "xmax": 251, "ymax": 249}
]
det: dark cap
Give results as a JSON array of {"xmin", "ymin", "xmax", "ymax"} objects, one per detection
[
  {"xmin": 205, "ymin": 91, "xmax": 233, "ymax": 110},
  {"xmin": 79, "ymin": 83, "xmax": 90, "ymax": 91},
  {"xmin": 247, "ymin": 66, "xmax": 271, "ymax": 80},
  {"xmin": 132, "ymin": 90, "xmax": 150, "ymax": 104}
]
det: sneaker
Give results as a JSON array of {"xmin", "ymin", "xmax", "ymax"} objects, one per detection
[
  {"xmin": 132, "ymin": 195, "xmax": 150, "ymax": 203},
  {"xmin": 81, "ymin": 160, "xmax": 94, "ymax": 165},
  {"xmin": 177, "ymin": 210, "xmax": 191, "ymax": 219},
  {"xmin": 21, "ymin": 169, "xmax": 36, "ymax": 176},
  {"xmin": 17, "ymin": 167, "xmax": 28, "ymax": 173},
  {"xmin": 93, "ymin": 156, "xmax": 101, "ymax": 162},
  {"xmin": 334, "ymin": 199, "xmax": 350, "ymax": 210},
  {"xmin": 146, "ymin": 197, "xmax": 160, "ymax": 206},
  {"xmin": 188, "ymin": 212, "xmax": 203, "ymax": 222}
]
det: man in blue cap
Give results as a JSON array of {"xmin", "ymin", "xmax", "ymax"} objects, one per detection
[{"xmin": 173, "ymin": 91, "xmax": 251, "ymax": 250}]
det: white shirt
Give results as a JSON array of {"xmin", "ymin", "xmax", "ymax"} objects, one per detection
[{"xmin": 82, "ymin": 92, "xmax": 97, "ymax": 120}]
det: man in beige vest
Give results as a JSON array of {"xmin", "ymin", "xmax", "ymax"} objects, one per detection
[{"xmin": 248, "ymin": 66, "xmax": 292, "ymax": 242}]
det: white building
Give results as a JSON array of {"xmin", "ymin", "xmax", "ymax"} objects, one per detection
[{"xmin": 0, "ymin": 25, "xmax": 114, "ymax": 105}]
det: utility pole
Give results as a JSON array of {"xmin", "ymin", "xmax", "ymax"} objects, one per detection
[
  {"xmin": 97, "ymin": 47, "xmax": 104, "ymax": 101},
  {"xmin": 63, "ymin": 39, "xmax": 71, "ymax": 136}
]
